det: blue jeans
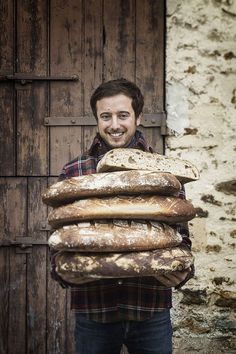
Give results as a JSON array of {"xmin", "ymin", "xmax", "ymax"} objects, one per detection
[{"xmin": 74, "ymin": 310, "xmax": 172, "ymax": 354}]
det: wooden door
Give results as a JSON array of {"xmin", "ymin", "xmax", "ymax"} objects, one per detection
[{"xmin": 0, "ymin": 1, "xmax": 165, "ymax": 353}]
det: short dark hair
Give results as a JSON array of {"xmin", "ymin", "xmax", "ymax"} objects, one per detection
[{"xmin": 90, "ymin": 78, "xmax": 144, "ymax": 119}]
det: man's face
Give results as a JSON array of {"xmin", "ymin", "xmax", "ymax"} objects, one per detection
[{"xmin": 96, "ymin": 94, "xmax": 141, "ymax": 148}]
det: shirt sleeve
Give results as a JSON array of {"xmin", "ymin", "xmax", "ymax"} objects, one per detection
[
  {"xmin": 58, "ymin": 172, "xmax": 66, "ymax": 181},
  {"xmin": 58, "ymin": 166, "xmax": 68, "ymax": 181}
]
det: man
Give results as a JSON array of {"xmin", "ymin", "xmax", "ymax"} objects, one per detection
[{"xmin": 51, "ymin": 78, "xmax": 193, "ymax": 354}]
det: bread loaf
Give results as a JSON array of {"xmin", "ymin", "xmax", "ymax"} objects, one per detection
[
  {"xmin": 96, "ymin": 148, "xmax": 199, "ymax": 183},
  {"xmin": 48, "ymin": 195, "xmax": 196, "ymax": 228},
  {"xmin": 55, "ymin": 246, "xmax": 194, "ymax": 283},
  {"xmin": 48, "ymin": 220, "xmax": 182, "ymax": 252},
  {"xmin": 42, "ymin": 170, "xmax": 181, "ymax": 207}
]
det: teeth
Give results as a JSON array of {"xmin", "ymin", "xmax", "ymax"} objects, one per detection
[{"xmin": 110, "ymin": 133, "xmax": 123, "ymax": 137}]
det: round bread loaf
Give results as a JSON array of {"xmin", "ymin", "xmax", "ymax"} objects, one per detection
[
  {"xmin": 48, "ymin": 195, "xmax": 196, "ymax": 228},
  {"xmin": 96, "ymin": 148, "xmax": 200, "ymax": 183},
  {"xmin": 48, "ymin": 220, "xmax": 182, "ymax": 252},
  {"xmin": 42, "ymin": 170, "xmax": 181, "ymax": 207},
  {"xmin": 55, "ymin": 246, "xmax": 194, "ymax": 283}
]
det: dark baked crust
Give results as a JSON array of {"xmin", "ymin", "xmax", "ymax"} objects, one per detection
[
  {"xmin": 55, "ymin": 246, "xmax": 194, "ymax": 283},
  {"xmin": 42, "ymin": 170, "xmax": 181, "ymax": 207},
  {"xmin": 48, "ymin": 220, "xmax": 182, "ymax": 252},
  {"xmin": 48, "ymin": 195, "xmax": 196, "ymax": 228}
]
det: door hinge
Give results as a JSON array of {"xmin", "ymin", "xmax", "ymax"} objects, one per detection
[
  {"xmin": 44, "ymin": 112, "xmax": 167, "ymax": 131},
  {"xmin": 0, "ymin": 238, "xmax": 49, "ymax": 253},
  {"xmin": 40, "ymin": 221, "xmax": 52, "ymax": 231},
  {"xmin": 0, "ymin": 73, "xmax": 79, "ymax": 85}
]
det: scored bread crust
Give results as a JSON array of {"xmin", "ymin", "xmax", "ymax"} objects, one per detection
[
  {"xmin": 42, "ymin": 170, "xmax": 181, "ymax": 207},
  {"xmin": 96, "ymin": 148, "xmax": 199, "ymax": 183},
  {"xmin": 48, "ymin": 220, "xmax": 182, "ymax": 252},
  {"xmin": 55, "ymin": 246, "xmax": 194, "ymax": 283},
  {"xmin": 48, "ymin": 195, "xmax": 196, "ymax": 228}
]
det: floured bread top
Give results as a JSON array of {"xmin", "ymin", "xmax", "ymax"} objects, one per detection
[{"xmin": 42, "ymin": 170, "xmax": 181, "ymax": 206}]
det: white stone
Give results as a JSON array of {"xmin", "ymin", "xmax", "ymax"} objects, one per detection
[{"xmin": 166, "ymin": 0, "xmax": 236, "ymax": 351}]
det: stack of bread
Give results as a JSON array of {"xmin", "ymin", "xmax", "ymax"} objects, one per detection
[{"xmin": 42, "ymin": 149, "xmax": 199, "ymax": 285}]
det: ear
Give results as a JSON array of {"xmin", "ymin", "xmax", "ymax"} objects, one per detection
[{"xmin": 136, "ymin": 113, "xmax": 142, "ymax": 126}]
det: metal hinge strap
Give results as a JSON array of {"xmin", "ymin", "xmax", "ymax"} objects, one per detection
[
  {"xmin": 44, "ymin": 112, "xmax": 167, "ymax": 130},
  {"xmin": 0, "ymin": 238, "xmax": 49, "ymax": 254},
  {"xmin": 0, "ymin": 238, "xmax": 48, "ymax": 247},
  {"xmin": 0, "ymin": 73, "xmax": 79, "ymax": 85},
  {"xmin": 40, "ymin": 221, "xmax": 52, "ymax": 231}
]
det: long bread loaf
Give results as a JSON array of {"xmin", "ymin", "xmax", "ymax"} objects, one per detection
[
  {"xmin": 42, "ymin": 170, "xmax": 181, "ymax": 207},
  {"xmin": 55, "ymin": 246, "xmax": 194, "ymax": 283},
  {"xmin": 96, "ymin": 148, "xmax": 199, "ymax": 183},
  {"xmin": 48, "ymin": 220, "xmax": 182, "ymax": 252},
  {"xmin": 48, "ymin": 195, "xmax": 196, "ymax": 228}
]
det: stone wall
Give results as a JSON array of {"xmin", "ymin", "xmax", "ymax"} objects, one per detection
[{"xmin": 166, "ymin": 0, "xmax": 236, "ymax": 352}]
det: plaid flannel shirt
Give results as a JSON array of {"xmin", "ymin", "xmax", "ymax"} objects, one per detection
[{"xmin": 50, "ymin": 130, "xmax": 193, "ymax": 323}]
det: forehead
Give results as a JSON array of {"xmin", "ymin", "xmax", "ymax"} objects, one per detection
[{"xmin": 96, "ymin": 94, "xmax": 133, "ymax": 112}]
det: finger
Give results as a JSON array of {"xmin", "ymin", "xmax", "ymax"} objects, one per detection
[
  {"xmin": 155, "ymin": 268, "xmax": 191, "ymax": 287},
  {"xmin": 165, "ymin": 269, "xmax": 190, "ymax": 282},
  {"xmin": 165, "ymin": 272, "xmax": 187, "ymax": 282},
  {"xmin": 155, "ymin": 275, "xmax": 174, "ymax": 287}
]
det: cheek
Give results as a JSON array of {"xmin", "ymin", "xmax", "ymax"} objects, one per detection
[
  {"xmin": 125, "ymin": 121, "xmax": 137, "ymax": 132},
  {"xmin": 97, "ymin": 121, "xmax": 107, "ymax": 132}
]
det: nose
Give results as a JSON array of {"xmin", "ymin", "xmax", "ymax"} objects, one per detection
[{"xmin": 110, "ymin": 116, "xmax": 120, "ymax": 130}]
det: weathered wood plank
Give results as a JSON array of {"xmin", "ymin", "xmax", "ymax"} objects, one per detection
[
  {"xmin": 103, "ymin": 0, "xmax": 135, "ymax": 81},
  {"xmin": 0, "ymin": 178, "xmax": 10, "ymax": 354},
  {"xmin": 47, "ymin": 270, "xmax": 68, "ymax": 354},
  {"xmin": 136, "ymin": 0, "xmax": 164, "ymax": 111},
  {"xmin": 16, "ymin": 0, "xmax": 47, "ymax": 72},
  {"xmin": 0, "ymin": 85, "xmax": 15, "ymax": 176},
  {"xmin": 27, "ymin": 177, "xmax": 48, "ymax": 354},
  {"xmin": 0, "ymin": 1, "xmax": 15, "ymax": 175},
  {"xmin": 82, "ymin": 0, "xmax": 103, "ymax": 152},
  {"xmin": 136, "ymin": 0, "xmax": 165, "ymax": 153},
  {"xmin": 1, "ymin": 178, "xmax": 27, "ymax": 354},
  {"xmin": 0, "ymin": 1, "xmax": 14, "ymax": 72},
  {"xmin": 50, "ymin": 0, "xmax": 83, "ymax": 176},
  {"xmin": 0, "ymin": 248, "xmax": 9, "ymax": 354},
  {"xmin": 16, "ymin": 0, "xmax": 48, "ymax": 175},
  {"xmin": 17, "ymin": 86, "xmax": 48, "ymax": 175}
]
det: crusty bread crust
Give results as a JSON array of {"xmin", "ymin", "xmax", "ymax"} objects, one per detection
[
  {"xmin": 42, "ymin": 170, "xmax": 181, "ymax": 207},
  {"xmin": 55, "ymin": 246, "xmax": 194, "ymax": 282},
  {"xmin": 48, "ymin": 220, "xmax": 182, "ymax": 252},
  {"xmin": 48, "ymin": 195, "xmax": 196, "ymax": 228},
  {"xmin": 96, "ymin": 148, "xmax": 199, "ymax": 183}
]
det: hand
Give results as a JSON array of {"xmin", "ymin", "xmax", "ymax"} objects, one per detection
[{"xmin": 155, "ymin": 268, "xmax": 191, "ymax": 288}]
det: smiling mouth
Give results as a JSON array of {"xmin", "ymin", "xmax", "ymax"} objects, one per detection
[{"xmin": 108, "ymin": 132, "xmax": 124, "ymax": 138}]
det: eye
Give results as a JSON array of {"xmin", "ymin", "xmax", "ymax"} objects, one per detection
[
  {"xmin": 100, "ymin": 114, "xmax": 111, "ymax": 121},
  {"xmin": 118, "ymin": 112, "xmax": 129, "ymax": 119}
]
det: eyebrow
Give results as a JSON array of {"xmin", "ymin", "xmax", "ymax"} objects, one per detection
[{"xmin": 100, "ymin": 110, "xmax": 130, "ymax": 115}]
